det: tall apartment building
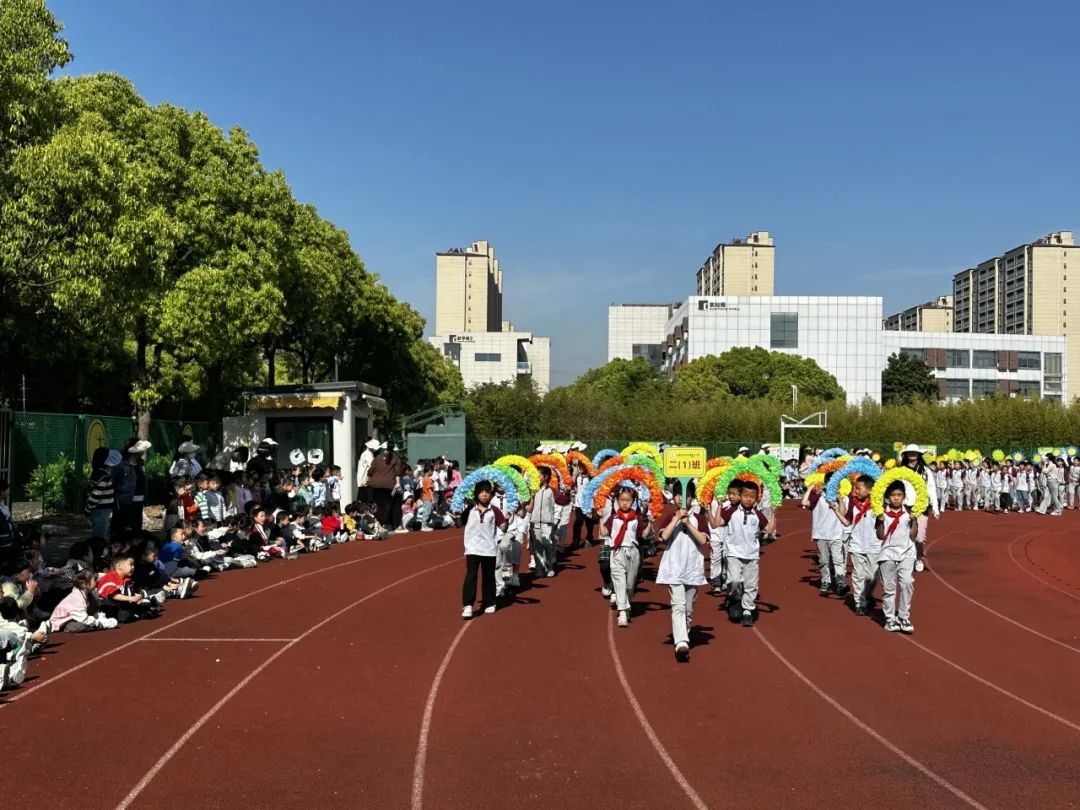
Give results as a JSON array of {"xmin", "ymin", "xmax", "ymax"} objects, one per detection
[
  {"xmin": 434, "ymin": 240, "xmax": 504, "ymax": 335},
  {"xmin": 607, "ymin": 303, "xmax": 678, "ymax": 368},
  {"xmin": 695, "ymin": 232, "xmax": 775, "ymax": 296},
  {"xmin": 951, "ymin": 231, "xmax": 1076, "ymax": 400},
  {"xmin": 883, "ymin": 295, "xmax": 954, "ymax": 331}
]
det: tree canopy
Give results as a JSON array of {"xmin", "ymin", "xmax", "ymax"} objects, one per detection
[
  {"xmin": 881, "ymin": 352, "xmax": 938, "ymax": 405},
  {"xmin": 0, "ymin": 1, "xmax": 461, "ymax": 432}
]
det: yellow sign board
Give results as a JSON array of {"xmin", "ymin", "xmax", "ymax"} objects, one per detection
[
  {"xmin": 663, "ymin": 447, "xmax": 707, "ymax": 478},
  {"xmin": 86, "ymin": 419, "xmax": 108, "ymax": 460}
]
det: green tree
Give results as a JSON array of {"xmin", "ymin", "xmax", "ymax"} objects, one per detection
[
  {"xmin": 672, "ymin": 356, "xmax": 731, "ymax": 401},
  {"xmin": 464, "ymin": 377, "xmax": 543, "ymax": 439},
  {"xmin": 564, "ymin": 358, "xmax": 663, "ymax": 402},
  {"xmin": 684, "ymin": 348, "xmax": 844, "ymax": 401},
  {"xmin": 881, "ymin": 352, "xmax": 938, "ymax": 405}
]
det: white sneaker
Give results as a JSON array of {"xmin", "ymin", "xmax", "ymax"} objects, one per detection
[
  {"xmin": 483, "ymin": 605, "xmax": 496, "ymax": 614},
  {"xmin": 421, "ymin": 526, "xmax": 434, "ymax": 532},
  {"xmin": 394, "ymin": 527, "xmax": 409, "ymax": 534},
  {"xmin": 178, "ymin": 578, "xmax": 193, "ymax": 599},
  {"xmin": 601, "ymin": 586, "xmax": 613, "ymax": 598},
  {"xmin": 898, "ymin": 618, "xmax": 915, "ymax": 634},
  {"xmin": 461, "ymin": 605, "xmax": 473, "ymax": 619},
  {"xmin": 617, "ymin": 612, "xmax": 629, "ymax": 628},
  {"xmin": 7, "ymin": 640, "xmax": 29, "ymax": 685},
  {"xmin": 510, "ymin": 574, "xmax": 520, "ymax": 588},
  {"xmin": 609, "ymin": 593, "xmax": 618, "ymax": 608},
  {"xmin": 546, "ymin": 570, "xmax": 556, "ymax": 578},
  {"xmin": 914, "ymin": 559, "xmax": 925, "ymax": 572}
]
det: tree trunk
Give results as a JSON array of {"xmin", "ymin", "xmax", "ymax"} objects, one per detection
[
  {"xmin": 266, "ymin": 344, "xmax": 277, "ymax": 387},
  {"xmin": 136, "ymin": 407, "xmax": 152, "ymax": 441}
]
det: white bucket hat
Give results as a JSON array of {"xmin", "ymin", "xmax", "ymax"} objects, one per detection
[
  {"xmin": 129, "ymin": 440, "xmax": 152, "ymax": 455},
  {"xmin": 289, "ymin": 449, "xmax": 306, "ymax": 466},
  {"xmin": 178, "ymin": 441, "xmax": 199, "ymax": 454},
  {"xmin": 364, "ymin": 438, "xmax": 380, "ymax": 451},
  {"xmin": 307, "ymin": 448, "xmax": 325, "ymax": 465},
  {"xmin": 901, "ymin": 443, "xmax": 923, "ymax": 456}
]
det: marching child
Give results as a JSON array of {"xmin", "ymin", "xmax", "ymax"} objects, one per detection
[
  {"xmin": 977, "ymin": 461, "xmax": 993, "ymax": 512},
  {"xmin": 716, "ymin": 480, "xmax": 775, "ymax": 627},
  {"xmin": 529, "ymin": 468, "xmax": 557, "ymax": 578},
  {"xmin": 834, "ymin": 475, "xmax": 878, "ymax": 616},
  {"xmin": 708, "ymin": 483, "xmax": 742, "ymax": 595},
  {"xmin": 496, "ymin": 502, "xmax": 528, "ymax": 597},
  {"xmin": 803, "ymin": 473, "xmax": 848, "ymax": 597},
  {"xmin": 571, "ymin": 462, "xmax": 596, "ymax": 548},
  {"xmin": 657, "ymin": 503, "xmax": 709, "ymax": 661},
  {"xmin": 460, "ymin": 481, "xmax": 507, "ymax": 618},
  {"xmin": 949, "ymin": 462, "xmax": 964, "ymax": 510},
  {"xmin": 876, "ymin": 481, "xmax": 918, "ymax": 634},
  {"xmin": 989, "ymin": 463, "xmax": 1004, "ymax": 513},
  {"xmin": 600, "ymin": 485, "xmax": 643, "ymax": 628}
]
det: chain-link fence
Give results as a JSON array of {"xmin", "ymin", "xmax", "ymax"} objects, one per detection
[{"xmin": 10, "ymin": 411, "xmax": 212, "ymax": 512}]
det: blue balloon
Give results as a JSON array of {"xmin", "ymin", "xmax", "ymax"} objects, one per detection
[
  {"xmin": 581, "ymin": 464, "xmax": 629, "ymax": 512},
  {"xmin": 824, "ymin": 456, "xmax": 881, "ymax": 503},
  {"xmin": 806, "ymin": 447, "xmax": 849, "ymax": 475},
  {"xmin": 591, "ymin": 448, "xmax": 620, "ymax": 469},
  {"xmin": 451, "ymin": 466, "xmax": 521, "ymax": 514}
]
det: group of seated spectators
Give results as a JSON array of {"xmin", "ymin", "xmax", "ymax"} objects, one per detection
[{"xmin": 0, "ymin": 434, "xmax": 453, "ymax": 691}]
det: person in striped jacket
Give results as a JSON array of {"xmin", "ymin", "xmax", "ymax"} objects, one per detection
[{"xmin": 86, "ymin": 447, "xmax": 121, "ymax": 540}]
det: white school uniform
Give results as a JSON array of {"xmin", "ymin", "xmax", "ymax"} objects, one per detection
[
  {"xmin": 656, "ymin": 513, "xmax": 708, "ymax": 648},
  {"xmin": 808, "ymin": 490, "xmax": 845, "ymax": 588},
  {"xmin": 721, "ymin": 503, "xmax": 768, "ymax": 613},
  {"xmin": 707, "ymin": 499, "xmax": 727, "ymax": 585},
  {"xmin": 463, "ymin": 505, "xmax": 505, "ymax": 557},
  {"xmin": 877, "ymin": 507, "xmax": 915, "ymax": 623},
  {"xmin": 604, "ymin": 509, "xmax": 642, "ymax": 614},
  {"xmin": 846, "ymin": 496, "xmax": 879, "ymax": 610}
]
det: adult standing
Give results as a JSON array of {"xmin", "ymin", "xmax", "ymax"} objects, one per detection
[
  {"xmin": 246, "ymin": 438, "xmax": 278, "ymax": 480},
  {"xmin": 86, "ymin": 447, "xmax": 121, "ymax": 541},
  {"xmin": 366, "ymin": 442, "xmax": 401, "ymax": 530},
  {"xmin": 112, "ymin": 439, "xmax": 151, "ymax": 537},
  {"xmin": 899, "ymin": 443, "xmax": 940, "ymax": 572},
  {"xmin": 356, "ymin": 438, "xmax": 379, "ymax": 503}
]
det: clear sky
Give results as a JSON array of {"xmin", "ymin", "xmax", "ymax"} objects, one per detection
[{"xmin": 52, "ymin": 0, "xmax": 1080, "ymax": 386}]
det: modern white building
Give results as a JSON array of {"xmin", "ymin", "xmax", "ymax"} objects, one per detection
[
  {"xmin": 609, "ymin": 297, "xmax": 1068, "ymax": 404},
  {"xmin": 881, "ymin": 331, "xmax": 1067, "ymax": 402},
  {"xmin": 608, "ymin": 303, "xmax": 678, "ymax": 369},
  {"xmin": 428, "ymin": 331, "xmax": 551, "ymax": 394},
  {"xmin": 663, "ymin": 296, "xmax": 885, "ymax": 404}
]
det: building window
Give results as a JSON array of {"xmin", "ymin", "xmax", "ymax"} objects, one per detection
[
  {"xmin": 474, "ymin": 353, "xmax": 501, "ymax": 362},
  {"xmin": 971, "ymin": 379, "xmax": 997, "ymax": 398},
  {"xmin": 770, "ymin": 313, "xmax": 798, "ymax": 348},
  {"xmin": 632, "ymin": 344, "xmax": 664, "ymax": 369},
  {"xmin": 972, "ymin": 350, "xmax": 996, "ymax": 368},
  {"xmin": 1044, "ymin": 352, "xmax": 1063, "ymax": 375},
  {"xmin": 1017, "ymin": 381, "xmax": 1040, "ymax": 399},
  {"xmin": 945, "ymin": 349, "xmax": 970, "ymax": 368},
  {"xmin": 945, "ymin": 379, "xmax": 970, "ymax": 399},
  {"xmin": 443, "ymin": 343, "xmax": 461, "ymax": 362},
  {"xmin": 1018, "ymin": 351, "xmax": 1041, "ymax": 370},
  {"xmin": 900, "ymin": 347, "xmax": 925, "ymax": 361}
]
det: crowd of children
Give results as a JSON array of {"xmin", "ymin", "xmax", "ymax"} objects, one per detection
[{"xmin": 0, "ymin": 436, "xmax": 461, "ymax": 690}]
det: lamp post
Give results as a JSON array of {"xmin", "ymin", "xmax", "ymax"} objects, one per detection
[{"xmin": 791, "ymin": 384, "xmax": 798, "ymax": 411}]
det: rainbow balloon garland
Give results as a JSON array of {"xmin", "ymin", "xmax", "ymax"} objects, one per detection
[
  {"xmin": 624, "ymin": 453, "xmax": 666, "ymax": 488},
  {"xmin": 565, "ymin": 450, "xmax": 596, "ymax": 477},
  {"xmin": 529, "ymin": 453, "xmax": 572, "ymax": 487},
  {"xmin": 620, "ymin": 442, "xmax": 662, "ymax": 465},
  {"xmin": 493, "ymin": 455, "xmax": 541, "ymax": 491},
  {"xmin": 451, "ymin": 466, "xmax": 521, "ymax": 513},
  {"xmin": 824, "ymin": 456, "xmax": 881, "ymax": 503},
  {"xmin": 495, "ymin": 464, "xmax": 530, "ymax": 503},
  {"xmin": 592, "ymin": 465, "xmax": 664, "ymax": 521},
  {"xmin": 712, "ymin": 456, "xmax": 782, "ymax": 507},
  {"xmin": 592, "ymin": 448, "xmax": 620, "ymax": 469}
]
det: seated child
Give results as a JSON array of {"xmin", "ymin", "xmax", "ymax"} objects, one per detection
[
  {"xmin": 184, "ymin": 520, "xmax": 229, "ymax": 572},
  {"xmin": 249, "ymin": 508, "xmax": 283, "ymax": 558},
  {"xmin": 49, "ymin": 570, "xmax": 119, "ymax": 633},
  {"xmin": 0, "ymin": 594, "xmax": 50, "ymax": 655},
  {"xmin": 133, "ymin": 540, "xmax": 193, "ymax": 601},
  {"xmin": 220, "ymin": 516, "xmax": 261, "ymax": 564},
  {"xmin": 320, "ymin": 506, "xmax": 348, "ymax": 543},
  {"xmin": 1, "ymin": 555, "xmax": 51, "ymax": 627},
  {"xmin": 159, "ymin": 527, "xmax": 199, "ymax": 579},
  {"xmin": 97, "ymin": 553, "xmax": 161, "ymax": 622},
  {"xmin": 274, "ymin": 512, "xmax": 306, "ymax": 557}
]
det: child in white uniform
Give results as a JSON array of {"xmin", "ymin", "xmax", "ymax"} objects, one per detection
[
  {"xmin": 496, "ymin": 504, "xmax": 528, "ymax": 597},
  {"xmin": 657, "ymin": 505, "xmax": 709, "ymax": 662},
  {"xmin": 716, "ymin": 481, "xmax": 776, "ymax": 627},
  {"xmin": 803, "ymin": 472, "xmax": 848, "ymax": 597},
  {"xmin": 834, "ymin": 475, "xmax": 878, "ymax": 616},
  {"xmin": 460, "ymin": 481, "xmax": 507, "ymax": 619},
  {"xmin": 876, "ymin": 481, "xmax": 918, "ymax": 634},
  {"xmin": 708, "ymin": 483, "xmax": 741, "ymax": 595},
  {"xmin": 600, "ymin": 486, "xmax": 642, "ymax": 628}
]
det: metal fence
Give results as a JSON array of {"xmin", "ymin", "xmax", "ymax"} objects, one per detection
[{"xmin": 10, "ymin": 411, "xmax": 212, "ymax": 510}]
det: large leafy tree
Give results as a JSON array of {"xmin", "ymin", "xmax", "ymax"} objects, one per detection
[
  {"xmin": 463, "ymin": 377, "xmax": 542, "ymax": 439},
  {"xmin": 700, "ymin": 347, "xmax": 844, "ymax": 401},
  {"xmin": 881, "ymin": 352, "xmax": 938, "ymax": 405}
]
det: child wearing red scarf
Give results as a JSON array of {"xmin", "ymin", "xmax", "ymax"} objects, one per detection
[
  {"xmin": 600, "ymin": 486, "xmax": 644, "ymax": 628},
  {"xmin": 834, "ymin": 475, "xmax": 878, "ymax": 616},
  {"xmin": 875, "ymin": 481, "xmax": 918, "ymax": 634}
]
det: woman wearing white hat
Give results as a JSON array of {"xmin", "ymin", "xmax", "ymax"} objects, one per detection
[
  {"xmin": 899, "ymin": 444, "xmax": 940, "ymax": 572},
  {"xmin": 112, "ymin": 439, "xmax": 152, "ymax": 536},
  {"xmin": 169, "ymin": 441, "xmax": 202, "ymax": 479},
  {"xmin": 356, "ymin": 438, "xmax": 380, "ymax": 503}
]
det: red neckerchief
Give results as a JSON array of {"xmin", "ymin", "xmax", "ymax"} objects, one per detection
[
  {"xmin": 612, "ymin": 509, "xmax": 636, "ymax": 549},
  {"xmin": 883, "ymin": 508, "xmax": 905, "ymax": 540},
  {"xmin": 852, "ymin": 496, "xmax": 871, "ymax": 527}
]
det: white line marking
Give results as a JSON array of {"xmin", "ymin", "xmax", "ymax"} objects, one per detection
[
  {"xmin": 606, "ymin": 617, "xmax": 709, "ymax": 810},
  {"xmin": 6, "ymin": 536, "xmax": 448, "ymax": 705},
  {"xmin": 115, "ymin": 554, "xmax": 459, "ymax": 810},
  {"xmin": 410, "ymin": 623, "xmax": 471, "ymax": 810},
  {"xmin": 140, "ymin": 637, "xmax": 296, "ymax": 643},
  {"xmin": 900, "ymin": 635, "xmax": 1080, "ymax": 733},
  {"xmin": 754, "ymin": 628, "xmax": 989, "ymax": 810},
  {"xmin": 926, "ymin": 539, "xmax": 1080, "ymax": 655},
  {"xmin": 1007, "ymin": 531, "xmax": 1080, "ymax": 602}
]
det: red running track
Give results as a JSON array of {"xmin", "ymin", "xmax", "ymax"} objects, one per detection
[{"xmin": 4, "ymin": 511, "xmax": 1080, "ymax": 809}]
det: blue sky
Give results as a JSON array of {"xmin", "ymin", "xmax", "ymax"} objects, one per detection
[{"xmin": 53, "ymin": 0, "xmax": 1080, "ymax": 386}]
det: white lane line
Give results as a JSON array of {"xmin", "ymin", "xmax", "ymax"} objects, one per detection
[
  {"xmin": 1007, "ymin": 532, "xmax": 1080, "ymax": 602},
  {"xmin": 115, "ymin": 554, "xmax": 459, "ymax": 810},
  {"xmin": 410, "ymin": 623, "xmax": 472, "ymax": 810},
  {"xmin": 754, "ymin": 628, "xmax": 989, "ymax": 810},
  {"xmin": 900, "ymin": 635, "xmax": 1080, "ymax": 733},
  {"xmin": 607, "ymin": 618, "xmax": 709, "ymax": 810},
  {"xmin": 140, "ymin": 637, "xmax": 297, "ymax": 643},
  {"xmin": 6, "ymin": 536, "xmax": 449, "ymax": 705}
]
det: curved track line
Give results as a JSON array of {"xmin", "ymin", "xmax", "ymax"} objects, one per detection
[
  {"xmin": 411, "ymin": 622, "xmax": 472, "ymax": 810},
  {"xmin": 900, "ymin": 636, "xmax": 1080, "ymax": 733},
  {"xmin": 115, "ymin": 554, "xmax": 459, "ymax": 810},
  {"xmin": 754, "ymin": 629, "xmax": 989, "ymax": 810},
  {"xmin": 607, "ymin": 618, "xmax": 710, "ymax": 810},
  {"xmin": 1007, "ymin": 532, "xmax": 1080, "ymax": 602},
  {"xmin": 926, "ymin": 538, "xmax": 1080, "ymax": 655},
  {"xmin": 7, "ymin": 536, "xmax": 449, "ymax": 705}
]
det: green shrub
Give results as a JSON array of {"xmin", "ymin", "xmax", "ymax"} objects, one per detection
[{"xmin": 25, "ymin": 453, "xmax": 77, "ymax": 512}]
